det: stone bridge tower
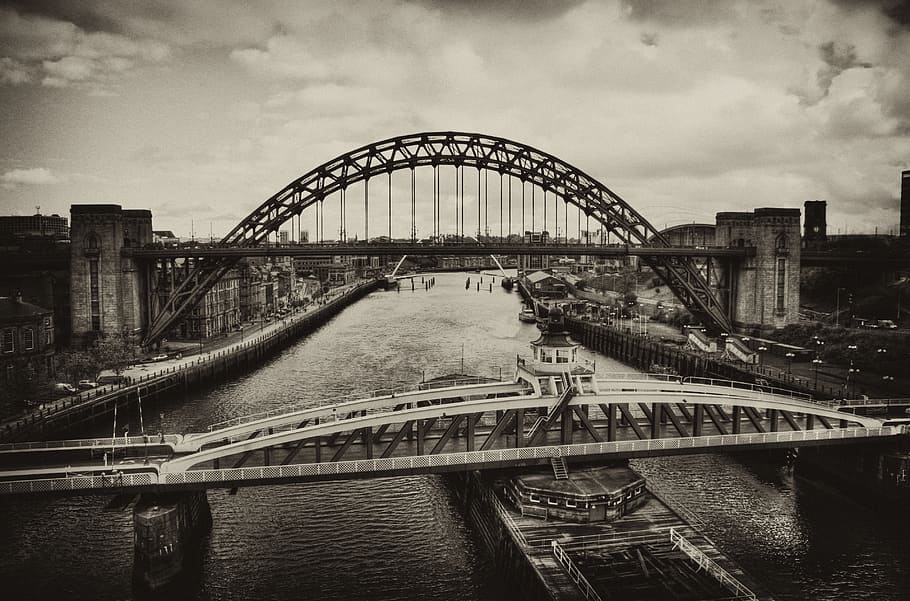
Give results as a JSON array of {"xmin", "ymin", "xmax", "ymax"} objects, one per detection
[
  {"xmin": 715, "ymin": 208, "xmax": 801, "ymax": 335},
  {"xmin": 70, "ymin": 205, "xmax": 152, "ymax": 346}
]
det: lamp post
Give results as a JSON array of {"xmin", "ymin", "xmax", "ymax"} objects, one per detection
[
  {"xmin": 785, "ymin": 352, "xmax": 795, "ymax": 375},
  {"xmin": 835, "ymin": 287, "xmax": 846, "ymax": 327},
  {"xmin": 812, "ymin": 358, "xmax": 823, "ymax": 390},
  {"xmin": 757, "ymin": 345, "xmax": 767, "ymax": 368},
  {"xmin": 845, "ymin": 344, "xmax": 858, "ymax": 397}
]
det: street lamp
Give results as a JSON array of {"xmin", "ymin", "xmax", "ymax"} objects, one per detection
[
  {"xmin": 757, "ymin": 346, "xmax": 767, "ymax": 367},
  {"xmin": 785, "ymin": 352, "xmax": 795, "ymax": 375},
  {"xmin": 812, "ymin": 358, "xmax": 823, "ymax": 390},
  {"xmin": 848, "ymin": 366, "xmax": 860, "ymax": 397}
]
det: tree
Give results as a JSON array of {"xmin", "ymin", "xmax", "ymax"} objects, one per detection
[
  {"xmin": 92, "ymin": 331, "xmax": 140, "ymax": 378},
  {"xmin": 59, "ymin": 331, "xmax": 139, "ymax": 382}
]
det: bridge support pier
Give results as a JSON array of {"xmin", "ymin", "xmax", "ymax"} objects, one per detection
[{"xmin": 133, "ymin": 491, "xmax": 212, "ymax": 590}]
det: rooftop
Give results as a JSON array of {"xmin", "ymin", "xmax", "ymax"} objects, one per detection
[{"xmin": 0, "ymin": 296, "xmax": 52, "ymax": 320}]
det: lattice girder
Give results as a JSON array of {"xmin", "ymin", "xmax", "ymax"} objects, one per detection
[{"xmin": 144, "ymin": 131, "xmax": 732, "ymax": 345}]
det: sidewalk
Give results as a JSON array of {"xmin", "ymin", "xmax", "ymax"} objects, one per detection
[{"xmin": 0, "ymin": 281, "xmax": 370, "ymax": 438}]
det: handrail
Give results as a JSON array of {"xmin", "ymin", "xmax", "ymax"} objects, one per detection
[
  {"xmin": 551, "ymin": 540, "xmax": 604, "ymax": 601},
  {"xmin": 0, "ymin": 434, "xmax": 180, "ymax": 453},
  {"xmin": 669, "ymin": 527, "xmax": 758, "ymax": 600},
  {"xmin": 207, "ymin": 376, "xmax": 521, "ymax": 431},
  {"xmin": 818, "ymin": 397, "xmax": 910, "ymax": 409},
  {"xmin": 681, "ymin": 376, "xmax": 812, "ymax": 401},
  {"xmin": 2, "ymin": 426, "xmax": 900, "ymax": 496}
]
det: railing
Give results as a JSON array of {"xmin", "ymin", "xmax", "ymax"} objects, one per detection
[
  {"xmin": 207, "ymin": 376, "xmax": 521, "ymax": 432},
  {"xmin": 818, "ymin": 398, "xmax": 910, "ymax": 409},
  {"xmin": 165, "ymin": 425, "xmax": 897, "ymax": 482},
  {"xmin": 2, "ymin": 426, "xmax": 900, "ymax": 496},
  {"xmin": 0, "ymin": 434, "xmax": 181, "ymax": 453},
  {"xmin": 681, "ymin": 376, "xmax": 812, "ymax": 401},
  {"xmin": 551, "ymin": 540, "xmax": 604, "ymax": 601},
  {"xmin": 530, "ymin": 526, "xmax": 693, "ymax": 554},
  {"xmin": 669, "ymin": 527, "xmax": 758, "ymax": 600},
  {"xmin": 0, "ymin": 472, "xmax": 156, "ymax": 495}
]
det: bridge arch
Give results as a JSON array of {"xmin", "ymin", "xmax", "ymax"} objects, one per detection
[{"xmin": 145, "ymin": 132, "xmax": 731, "ymax": 344}]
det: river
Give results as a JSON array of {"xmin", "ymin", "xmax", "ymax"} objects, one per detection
[{"xmin": 0, "ymin": 271, "xmax": 907, "ymax": 600}]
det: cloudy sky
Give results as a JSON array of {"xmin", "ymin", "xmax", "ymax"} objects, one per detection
[{"xmin": 1, "ymin": 0, "xmax": 908, "ymax": 239}]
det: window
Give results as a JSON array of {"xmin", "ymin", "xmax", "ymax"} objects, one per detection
[
  {"xmin": 89, "ymin": 259, "xmax": 101, "ymax": 331},
  {"xmin": 23, "ymin": 328, "xmax": 34, "ymax": 350},
  {"xmin": 776, "ymin": 258, "xmax": 786, "ymax": 312},
  {"xmin": 84, "ymin": 233, "xmax": 100, "ymax": 252},
  {"xmin": 528, "ymin": 493, "xmax": 539, "ymax": 503},
  {"xmin": 555, "ymin": 350, "xmax": 569, "ymax": 363},
  {"xmin": 1, "ymin": 328, "xmax": 14, "ymax": 353},
  {"xmin": 540, "ymin": 349, "xmax": 552, "ymax": 363},
  {"xmin": 776, "ymin": 234, "xmax": 788, "ymax": 250}
]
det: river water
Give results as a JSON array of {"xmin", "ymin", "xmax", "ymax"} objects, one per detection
[{"xmin": 0, "ymin": 271, "xmax": 907, "ymax": 600}]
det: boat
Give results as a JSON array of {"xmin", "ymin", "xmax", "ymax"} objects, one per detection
[{"xmin": 518, "ymin": 308, "xmax": 537, "ymax": 323}]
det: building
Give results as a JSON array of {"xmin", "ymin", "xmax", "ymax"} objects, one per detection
[
  {"xmin": 0, "ymin": 213, "xmax": 69, "ymax": 242},
  {"xmin": 180, "ymin": 269, "xmax": 240, "ymax": 339},
  {"xmin": 902, "ymin": 170, "xmax": 910, "ymax": 237},
  {"xmin": 523, "ymin": 270, "xmax": 566, "ymax": 298},
  {"xmin": 69, "ymin": 205, "xmax": 152, "ymax": 346},
  {"xmin": 0, "ymin": 294, "xmax": 55, "ymax": 390},
  {"xmin": 520, "ymin": 231, "xmax": 550, "ymax": 272},
  {"xmin": 279, "ymin": 230, "xmax": 289, "ymax": 245},
  {"xmin": 715, "ymin": 208, "xmax": 801, "ymax": 334},
  {"xmin": 152, "ymin": 230, "xmax": 179, "ymax": 246},
  {"xmin": 803, "ymin": 200, "xmax": 827, "ymax": 244}
]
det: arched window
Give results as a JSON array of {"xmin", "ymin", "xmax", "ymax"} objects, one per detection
[
  {"xmin": 776, "ymin": 234, "xmax": 788, "ymax": 250},
  {"xmin": 85, "ymin": 233, "xmax": 100, "ymax": 250}
]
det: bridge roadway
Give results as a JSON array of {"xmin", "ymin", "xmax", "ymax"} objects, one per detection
[
  {"xmin": 128, "ymin": 242, "xmax": 752, "ymax": 259},
  {"xmin": 126, "ymin": 243, "xmax": 910, "ymax": 267},
  {"xmin": 0, "ymin": 375, "xmax": 902, "ymax": 496}
]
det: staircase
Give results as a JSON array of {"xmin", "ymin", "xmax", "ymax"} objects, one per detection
[
  {"xmin": 550, "ymin": 457, "xmax": 569, "ymax": 480},
  {"xmin": 526, "ymin": 374, "xmax": 576, "ymax": 443}
]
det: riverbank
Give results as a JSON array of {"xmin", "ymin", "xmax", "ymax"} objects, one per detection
[{"xmin": 0, "ymin": 280, "xmax": 381, "ymax": 443}]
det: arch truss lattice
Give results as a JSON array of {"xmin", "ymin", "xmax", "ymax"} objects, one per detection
[{"xmin": 144, "ymin": 132, "xmax": 732, "ymax": 345}]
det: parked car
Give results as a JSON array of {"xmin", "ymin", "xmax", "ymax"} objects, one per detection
[
  {"xmin": 877, "ymin": 319, "xmax": 898, "ymax": 329},
  {"xmin": 54, "ymin": 383, "xmax": 77, "ymax": 394},
  {"xmin": 78, "ymin": 380, "xmax": 98, "ymax": 389},
  {"xmin": 153, "ymin": 354, "xmax": 168, "ymax": 361},
  {"xmin": 97, "ymin": 374, "xmax": 127, "ymax": 385}
]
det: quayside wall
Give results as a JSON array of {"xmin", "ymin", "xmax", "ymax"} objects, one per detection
[{"xmin": 2, "ymin": 280, "xmax": 382, "ymax": 442}]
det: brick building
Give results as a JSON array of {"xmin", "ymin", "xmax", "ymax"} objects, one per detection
[{"xmin": 0, "ymin": 294, "xmax": 55, "ymax": 386}]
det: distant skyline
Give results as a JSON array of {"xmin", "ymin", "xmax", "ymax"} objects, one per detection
[{"xmin": 1, "ymin": 0, "xmax": 909, "ymax": 238}]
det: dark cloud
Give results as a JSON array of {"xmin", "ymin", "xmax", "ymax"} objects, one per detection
[
  {"xmin": 4, "ymin": 1, "xmax": 175, "ymax": 35},
  {"xmin": 619, "ymin": 0, "xmax": 736, "ymax": 26},
  {"xmin": 816, "ymin": 41, "xmax": 873, "ymax": 97},
  {"xmin": 411, "ymin": 0, "xmax": 585, "ymax": 21},
  {"xmin": 640, "ymin": 32, "xmax": 659, "ymax": 46},
  {"xmin": 828, "ymin": 0, "xmax": 910, "ymax": 27}
]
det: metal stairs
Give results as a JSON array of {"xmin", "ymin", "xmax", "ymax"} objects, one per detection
[
  {"xmin": 526, "ymin": 374, "xmax": 576, "ymax": 444},
  {"xmin": 550, "ymin": 457, "xmax": 569, "ymax": 480}
]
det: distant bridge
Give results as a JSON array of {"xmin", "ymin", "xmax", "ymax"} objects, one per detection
[
  {"xmin": 0, "ymin": 375, "xmax": 902, "ymax": 496},
  {"xmin": 129, "ymin": 243, "xmax": 752, "ymax": 259}
]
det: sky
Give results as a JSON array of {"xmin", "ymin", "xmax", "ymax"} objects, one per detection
[{"xmin": 1, "ymin": 0, "xmax": 909, "ymax": 240}]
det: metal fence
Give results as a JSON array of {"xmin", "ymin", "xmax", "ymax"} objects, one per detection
[
  {"xmin": 669, "ymin": 527, "xmax": 758, "ymax": 600},
  {"xmin": 551, "ymin": 540, "xmax": 604, "ymax": 601}
]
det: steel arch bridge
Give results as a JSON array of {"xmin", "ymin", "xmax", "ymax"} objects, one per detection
[{"xmin": 144, "ymin": 131, "xmax": 733, "ymax": 345}]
